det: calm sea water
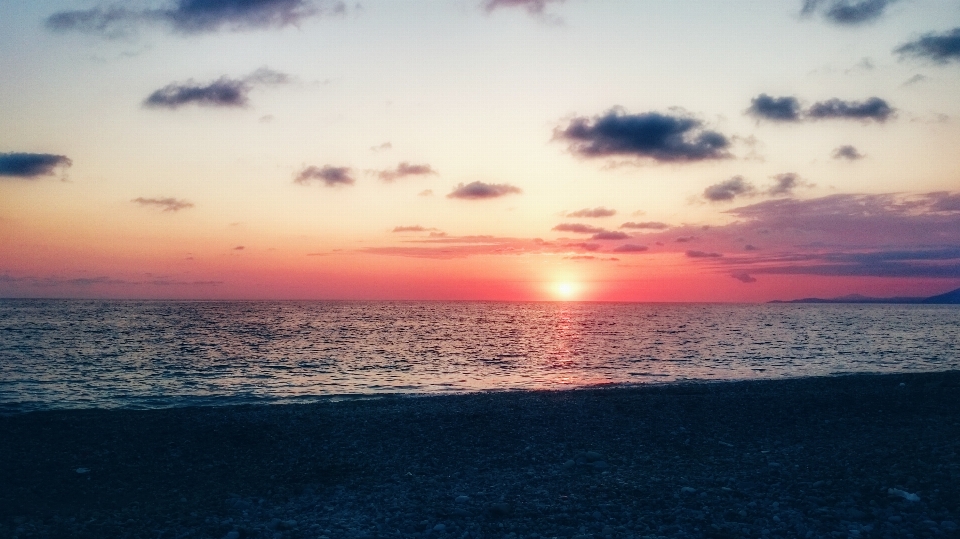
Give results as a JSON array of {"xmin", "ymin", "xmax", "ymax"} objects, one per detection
[{"xmin": 1, "ymin": 300, "xmax": 958, "ymax": 413}]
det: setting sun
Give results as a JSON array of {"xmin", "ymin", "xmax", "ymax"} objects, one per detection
[{"xmin": 554, "ymin": 282, "xmax": 577, "ymax": 300}]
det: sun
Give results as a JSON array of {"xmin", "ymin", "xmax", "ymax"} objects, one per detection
[{"xmin": 554, "ymin": 282, "xmax": 577, "ymax": 300}]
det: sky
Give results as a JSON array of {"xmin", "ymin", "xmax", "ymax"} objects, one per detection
[{"xmin": 2, "ymin": 0, "xmax": 960, "ymax": 301}]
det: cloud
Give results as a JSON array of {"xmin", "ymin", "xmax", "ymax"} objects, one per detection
[
  {"xmin": 766, "ymin": 173, "xmax": 811, "ymax": 196},
  {"xmin": 591, "ymin": 231, "xmax": 630, "ymax": 241},
  {"xmin": 482, "ymin": 0, "xmax": 564, "ymax": 14},
  {"xmin": 620, "ymin": 221, "xmax": 670, "ymax": 230},
  {"xmin": 801, "ymin": 0, "xmax": 897, "ymax": 25},
  {"xmin": 370, "ymin": 142, "xmax": 392, "ymax": 152},
  {"xmin": 378, "ymin": 162, "xmax": 437, "ymax": 181},
  {"xmin": 566, "ymin": 207, "xmax": 616, "ymax": 218},
  {"xmin": 418, "ymin": 189, "xmax": 434, "ymax": 197},
  {"xmin": 131, "ymin": 197, "xmax": 194, "ymax": 212},
  {"xmin": 928, "ymin": 192, "xmax": 960, "ymax": 212},
  {"xmin": 144, "ymin": 68, "xmax": 288, "ymax": 109},
  {"xmin": 392, "ymin": 225, "xmax": 438, "ymax": 233},
  {"xmin": 46, "ymin": 0, "xmax": 345, "ymax": 37},
  {"xmin": 555, "ymin": 108, "xmax": 731, "ymax": 163},
  {"xmin": 686, "ymin": 250, "xmax": 723, "ymax": 258},
  {"xmin": 833, "ymin": 145, "xmax": 865, "ymax": 160},
  {"xmin": 294, "ymin": 165, "xmax": 355, "ymax": 186},
  {"xmin": 704, "ymin": 176, "xmax": 755, "ymax": 202},
  {"xmin": 612, "ymin": 244, "xmax": 649, "ymax": 253},
  {"xmin": 552, "ymin": 223, "xmax": 604, "ymax": 234},
  {"xmin": 0, "ymin": 153, "xmax": 72, "ymax": 178},
  {"xmin": 807, "ymin": 97, "xmax": 894, "ymax": 122},
  {"xmin": 731, "ymin": 272, "xmax": 757, "ymax": 283},
  {"xmin": 896, "ymin": 28, "xmax": 960, "ymax": 64},
  {"xmin": 447, "ymin": 181, "xmax": 522, "ymax": 199},
  {"xmin": 234, "ymin": 246, "xmax": 245, "ymax": 250},
  {"xmin": 747, "ymin": 94, "xmax": 803, "ymax": 122},
  {"xmin": 675, "ymin": 236, "xmax": 695, "ymax": 243}
]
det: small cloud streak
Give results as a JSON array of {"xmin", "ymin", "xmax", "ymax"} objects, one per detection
[
  {"xmin": 686, "ymin": 250, "xmax": 723, "ymax": 258},
  {"xmin": 591, "ymin": 231, "xmax": 630, "ymax": 241},
  {"xmin": 393, "ymin": 225, "xmax": 438, "ymax": 233},
  {"xmin": 612, "ymin": 244, "xmax": 649, "ymax": 253},
  {"xmin": 704, "ymin": 176, "xmax": 754, "ymax": 202},
  {"xmin": 566, "ymin": 207, "xmax": 616, "ymax": 218},
  {"xmin": 447, "ymin": 181, "xmax": 522, "ymax": 199},
  {"xmin": 0, "ymin": 153, "xmax": 72, "ymax": 178},
  {"xmin": 731, "ymin": 271, "xmax": 757, "ymax": 283},
  {"xmin": 482, "ymin": 0, "xmax": 564, "ymax": 13},
  {"xmin": 378, "ymin": 162, "xmax": 437, "ymax": 181},
  {"xmin": 46, "ymin": 0, "xmax": 345, "ymax": 37},
  {"xmin": 833, "ymin": 145, "xmax": 865, "ymax": 160},
  {"xmin": 620, "ymin": 221, "xmax": 670, "ymax": 230},
  {"xmin": 294, "ymin": 165, "xmax": 355, "ymax": 186},
  {"xmin": 807, "ymin": 97, "xmax": 894, "ymax": 122},
  {"xmin": 553, "ymin": 223, "xmax": 604, "ymax": 234},
  {"xmin": 555, "ymin": 108, "xmax": 731, "ymax": 163},
  {"xmin": 144, "ymin": 68, "xmax": 289, "ymax": 109},
  {"xmin": 132, "ymin": 197, "xmax": 194, "ymax": 212},
  {"xmin": 801, "ymin": 0, "xmax": 898, "ymax": 25},
  {"xmin": 896, "ymin": 28, "xmax": 960, "ymax": 64},
  {"xmin": 766, "ymin": 173, "xmax": 811, "ymax": 197},
  {"xmin": 747, "ymin": 94, "xmax": 803, "ymax": 122}
]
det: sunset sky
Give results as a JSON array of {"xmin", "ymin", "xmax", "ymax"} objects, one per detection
[{"xmin": 2, "ymin": 0, "xmax": 960, "ymax": 301}]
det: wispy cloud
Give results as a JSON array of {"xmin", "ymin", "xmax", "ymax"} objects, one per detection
[
  {"xmin": 746, "ymin": 94, "xmax": 894, "ymax": 122},
  {"xmin": 766, "ymin": 173, "xmax": 812, "ymax": 197},
  {"xmin": 704, "ymin": 176, "xmax": 754, "ymax": 202},
  {"xmin": 747, "ymin": 94, "xmax": 803, "ymax": 122},
  {"xmin": 555, "ymin": 108, "xmax": 731, "ymax": 163},
  {"xmin": 807, "ymin": 97, "xmax": 894, "ymax": 122},
  {"xmin": 832, "ymin": 145, "xmax": 865, "ymax": 160},
  {"xmin": 566, "ymin": 207, "xmax": 616, "ymax": 218},
  {"xmin": 131, "ymin": 197, "xmax": 194, "ymax": 212},
  {"xmin": 686, "ymin": 250, "xmax": 723, "ymax": 258},
  {"xmin": 447, "ymin": 181, "xmax": 522, "ymax": 199},
  {"xmin": 46, "ymin": 0, "xmax": 346, "ymax": 38},
  {"xmin": 620, "ymin": 221, "xmax": 670, "ymax": 230},
  {"xmin": 294, "ymin": 165, "xmax": 355, "ymax": 186},
  {"xmin": 144, "ymin": 68, "xmax": 289, "ymax": 109},
  {"xmin": 0, "ymin": 153, "xmax": 72, "ymax": 178},
  {"xmin": 482, "ymin": 0, "xmax": 565, "ymax": 13},
  {"xmin": 552, "ymin": 223, "xmax": 604, "ymax": 234},
  {"xmin": 731, "ymin": 271, "xmax": 757, "ymax": 283},
  {"xmin": 612, "ymin": 244, "xmax": 649, "ymax": 253},
  {"xmin": 801, "ymin": 0, "xmax": 898, "ymax": 25},
  {"xmin": 591, "ymin": 231, "xmax": 630, "ymax": 241},
  {"xmin": 377, "ymin": 162, "xmax": 437, "ymax": 182},
  {"xmin": 393, "ymin": 225, "xmax": 440, "ymax": 233},
  {"xmin": 896, "ymin": 28, "xmax": 960, "ymax": 64}
]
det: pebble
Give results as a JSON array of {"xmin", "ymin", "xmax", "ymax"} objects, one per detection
[
  {"xmin": 455, "ymin": 495, "xmax": 470, "ymax": 503},
  {"xmin": 224, "ymin": 532, "xmax": 239, "ymax": 539},
  {"xmin": 433, "ymin": 523, "xmax": 446, "ymax": 532}
]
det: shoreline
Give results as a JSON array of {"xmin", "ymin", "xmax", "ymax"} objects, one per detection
[{"xmin": 2, "ymin": 371, "xmax": 959, "ymax": 538}]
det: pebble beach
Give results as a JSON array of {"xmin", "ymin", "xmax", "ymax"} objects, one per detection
[{"xmin": 2, "ymin": 371, "xmax": 959, "ymax": 539}]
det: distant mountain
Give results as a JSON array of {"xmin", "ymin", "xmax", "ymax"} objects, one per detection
[{"xmin": 770, "ymin": 287, "xmax": 960, "ymax": 304}]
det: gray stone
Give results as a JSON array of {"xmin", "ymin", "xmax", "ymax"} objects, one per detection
[
  {"xmin": 224, "ymin": 532, "xmax": 240, "ymax": 539},
  {"xmin": 455, "ymin": 495, "xmax": 469, "ymax": 503},
  {"xmin": 433, "ymin": 523, "xmax": 446, "ymax": 532}
]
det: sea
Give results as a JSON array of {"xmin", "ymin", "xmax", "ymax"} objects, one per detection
[{"xmin": 1, "ymin": 300, "xmax": 958, "ymax": 413}]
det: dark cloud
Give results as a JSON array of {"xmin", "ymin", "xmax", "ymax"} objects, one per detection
[
  {"xmin": 566, "ymin": 207, "xmax": 616, "ymax": 218},
  {"xmin": 552, "ymin": 223, "xmax": 604, "ymax": 234},
  {"xmin": 747, "ymin": 94, "xmax": 803, "ymax": 122},
  {"xmin": 555, "ymin": 109, "xmax": 731, "ymax": 163},
  {"xmin": 132, "ymin": 197, "xmax": 194, "ymax": 212},
  {"xmin": 234, "ymin": 246, "xmax": 245, "ymax": 250},
  {"xmin": 896, "ymin": 28, "xmax": 960, "ymax": 64},
  {"xmin": 591, "ymin": 231, "xmax": 630, "ymax": 241},
  {"xmin": 676, "ymin": 236, "xmax": 695, "ymax": 243},
  {"xmin": 294, "ymin": 165, "xmax": 355, "ymax": 186},
  {"xmin": 832, "ymin": 145, "xmax": 865, "ymax": 160},
  {"xmin": 144, "ymin": 68, "xmax": 288, "ymax": 109},
  {"xmin": 447, "ymin": 181, "xmax": 522, "ymax": 200},
  {"xmin": 928, "ymin": 192, "xmax": 960, "ymax": 212},
  {"xmin": 801, "ymin": 0, "xmax": 897, "ymax": 25},
  {"xmin": 482, "ymin": 0, "xmax": 564, "ymax": 13},
  {"xmin": 612, "ymin": 244, "xmax": 649, "ymax": 253},
  {"xmin": 0, "ymin": 153, "xmax": 72, "ymax": 178},
  {"xmin": 744, "ymin": 244, "xmax": 759, "ymax": 251},
  {"xmin": 704, "ymin": 176, "xmax": 755, "ymax": 202},
  {"xmin": 731, "ymin": 272, "xmax": 757, "ymax": 283},
  {"xmin": 378, "ymin": 162, "xmax": 437, "ymax": 182},
  {"xmin": 766, "ymin": 173, "xmax": 810, "ymax": 197},
  {"xmin": 686, "ymin": 250, "xmax": 723, "ymax": 258},
  {"xmin": 46, "ymin": 0, "xmax": 344, "ymax": 37},
  {"xmin": 620, "ymin": 221, "xmax": 670, "ymax": 230},
  {"xmin": 807, "ymin": 97, "xmax": 894, "ymax": 122}
]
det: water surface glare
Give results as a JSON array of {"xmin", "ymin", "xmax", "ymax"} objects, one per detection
[{"xmin": 1, "ymin": 300, "xmax": 958, "ymax": 412}]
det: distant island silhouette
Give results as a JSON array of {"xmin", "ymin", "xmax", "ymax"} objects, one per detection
[{"xmin": 771, "ymin": 287, "xmax": 960, "ymax": 304}]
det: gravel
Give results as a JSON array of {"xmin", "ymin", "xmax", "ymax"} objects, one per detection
[{"xmin": 2, "ymin": 371, "xmax": 959, "ymax": 539}]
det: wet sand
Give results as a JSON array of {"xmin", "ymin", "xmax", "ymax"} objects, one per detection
[{"xmin": 2, "ymin": 371, "xmax": 959, "ymax": 539}]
